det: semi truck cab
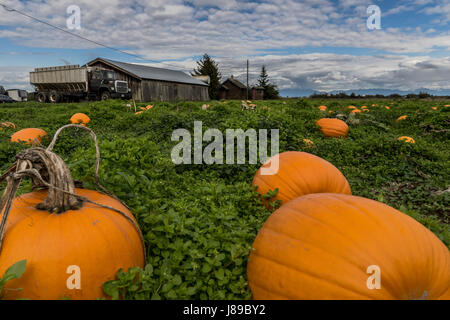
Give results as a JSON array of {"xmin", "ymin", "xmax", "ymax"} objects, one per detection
[{"xmin": 89, "ymin": 69, "xmax": 131, "ymax": 101}]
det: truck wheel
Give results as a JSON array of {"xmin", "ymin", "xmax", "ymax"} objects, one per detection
[
  {"xmin": 36, "ymin": 92, "xmax": 47, "ymax": 103},
  {"xmin": 100, "ymin": 91, "xmax": 111, "ymax": 101},
  {"xmin": 49, "ymin": 91, "xmax": 61, "ymax": 103}
]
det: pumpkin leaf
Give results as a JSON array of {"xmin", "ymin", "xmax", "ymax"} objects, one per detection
[{"xmin": 2, "ymin": 260, "xmax": 27, "ymax": 282}]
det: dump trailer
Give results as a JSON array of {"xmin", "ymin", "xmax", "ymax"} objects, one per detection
[{"xmin": 30, "ymin": 64, "xmax": 131, "ymax": 103}]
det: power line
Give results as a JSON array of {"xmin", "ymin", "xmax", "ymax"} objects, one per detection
[{"xmin": 0, "ymin": 2, "xmax": 191, "ymax": 71}]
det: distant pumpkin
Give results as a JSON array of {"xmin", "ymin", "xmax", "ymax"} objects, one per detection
[
  {"xmin": 432, "ymin": 107, "xmax": 438, "ymax": 110},
  {"xmin": 361, "ymin": 106, "xmax": 368, "ymax": 109},
  {"xmin": 146, "ymin": 105, "xmax": 153, "ymax": 110},
  {"xmin": 318, "ymin": 105, "xmax": 327, "ymax": 111},
  {"xmin": 0, "ymin": 122, "xmax": 16, "ymax": 129},
  {"xmin": 11, "ymin": 128, "xmax": 47, "ymax": 145},
  {"xmin": 398, "ymin": 136, "xmax": 415, "ymax": 144},
  {"xmin": 351, "ymin": 109, "xmax": 362, "ymax": 114},
  {"xmin": 347, "ymin": 106, "xmax": 357, "ymax": 110},
  {"xmin": 396, "ymin": 115, "xmax": 408, "ymax": 122},
  {"xmin": 303, "ymin": 139, "xmax": 314, "ymax": 147},
  {"xmin": 385, "ymin": 106, "xmax": 391, "ymax": 110},
  {"xmin": 316, "ymin": 118, "xmax": 349, "ymax": 138},
  {"xmin": 135, "ymin": 111, "xmax": 144, "ymax": 115},
  {"xmin": 362, "ymin": 109, "xmax": 370, "ymax": 113},
  {"xmin": 70, "ymin": 113, "xmax": 90, "ymax": 126}
]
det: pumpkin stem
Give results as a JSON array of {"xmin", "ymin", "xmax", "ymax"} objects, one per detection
[{"xmin": 15, "ymin": 148, "xmax": 82, "ymax": 213}]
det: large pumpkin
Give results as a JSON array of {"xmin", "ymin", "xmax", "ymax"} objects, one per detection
[
  {"xmin": 0, "ymin": 127, "xmax": 145, "ymax": 300},
  {"xmin": 252, "ymin": 152, "xmax": 351, "ymax": 208},
  {"xmin": 11, "ymin": 128, "xmax": 47, "ymax": 145},
  {"xmin": 315, "ymin": 118, "xmax": 349, "ymax": 138},
  {"xmin": 0, "ymin": 188, "xmax": 145, "ymax": 300},
  {"xmin": 247, "ymin": 193, "xmax": 450, "ymax": 300}
]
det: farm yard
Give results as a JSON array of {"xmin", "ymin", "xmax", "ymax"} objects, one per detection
[{"xmin": 0, "ymin": 98, "xmax": 448, "ymax": 300}]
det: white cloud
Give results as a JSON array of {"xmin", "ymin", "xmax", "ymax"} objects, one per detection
[{"xmin": 0, "ymin": 0, "xmax": 449, "ymax": 92}]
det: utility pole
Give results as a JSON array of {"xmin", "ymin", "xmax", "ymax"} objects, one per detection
[{"xmin": 246, "ymin": 59, "xmax": 249, "ymax": 100}]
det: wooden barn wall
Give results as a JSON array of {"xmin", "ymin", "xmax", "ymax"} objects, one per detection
[
  {"xmin": 88, "ymin": 61, "xmax": 142, "ymax": 101},
  {"xmin": 141, "ymin": 80, "xmax": 209, "ymax": 102}
]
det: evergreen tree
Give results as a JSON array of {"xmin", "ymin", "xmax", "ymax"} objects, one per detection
[
  {"xmin": 257, "ymin": 65, "xmax": 279, "ymax": 100},
  {"xmin": 258, "ymin": 66, "xmax": 269, "ymax": 88},
  {"xmin": 192, "ymin": 54, "xmax": 221, "ymax": 100}
]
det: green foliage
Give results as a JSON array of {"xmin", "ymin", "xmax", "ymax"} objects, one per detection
[
  {"xmin": 0, "ymin": 260, "xmax": 27, "ymax": 299},
  {"xmin": 0, "ymin": 98, "xmax": 448, "ymax": 300}
]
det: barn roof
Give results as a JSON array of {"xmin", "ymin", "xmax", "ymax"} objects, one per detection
[
  {"xmin": 223, "ymin": 77, "xmax": 247, "ymax": 89},
  {"xmin": 87, "ymin": 58, "xmax": 208, "ymax": 86}
]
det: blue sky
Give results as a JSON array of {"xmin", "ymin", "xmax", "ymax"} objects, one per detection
[{"xmin": 0, "ymin": 0, "xmax": 449, "ymax": 95}]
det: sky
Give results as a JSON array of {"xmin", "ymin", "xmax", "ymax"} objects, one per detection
[{"xmin": 0, "ymin": 0, "xmax": 449, "ymax": 96}]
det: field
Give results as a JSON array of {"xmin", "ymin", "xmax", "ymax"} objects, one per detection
[{"xmin": 0, "ymin": 98, "xmax": 449, "ymax": 300}]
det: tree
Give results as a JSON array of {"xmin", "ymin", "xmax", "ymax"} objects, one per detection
[
  {"xmin": 192, "ymin": 54, "xmax": 221, "ymax": 100},
  {"xmin": 257, "ymin": 65, "xmax": 279, "ymax": 100}
]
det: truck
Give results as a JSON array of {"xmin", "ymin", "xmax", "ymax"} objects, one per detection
[
  {"xmin": 6, "ymin": 89, "xmax": 28, "ymax": 102},
  {"xmin": 30, "ymin": 64, "xmax": 131, "ymax": 103}
]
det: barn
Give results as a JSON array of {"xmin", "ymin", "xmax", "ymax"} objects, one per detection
[
  {"xmin": 219, "ymin": 75, "xmax": 264, "ymax": 100},
  {"xmin": 86, "ymin": 58, "xmax": 209, "ymax": 102},
  {"xmin": 219, "ymin": 76, "xmax": 247, "ymax": 100}
]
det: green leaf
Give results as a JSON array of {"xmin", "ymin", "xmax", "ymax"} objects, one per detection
[{"xmin": 3, "ymin": 260, "xmax": 27, "ymax": 282}]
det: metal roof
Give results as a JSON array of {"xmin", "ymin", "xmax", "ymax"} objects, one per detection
[{"xmin": 88, "ymin": 58, "xmax": 208, "ymax": 86}]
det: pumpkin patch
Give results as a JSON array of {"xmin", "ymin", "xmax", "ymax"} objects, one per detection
[{"xmin": 0, "ymin": 99, "xmax": 448, "ymax": 301}]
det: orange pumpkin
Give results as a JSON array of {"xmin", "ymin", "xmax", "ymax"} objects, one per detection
[
  {"xmin": 247, "ymin": 193, "xmax": 450, "ymax": 300},
  {"xmin": 351, "ymin": 109, "xmax": 362, "ymax": 114},
  {"xmin": 146, "ymin": 105, "xmax": 153, "ymax": 110},
  {"xmin": 0, "ymin": 130, "xmax": 146, "ymax": 300},
  {"xmin": 362, "ymin": 109, "xmax": 370, "ymax": 113},
  {"xmin": 396, "ymin": 115, "xmax": 408, "ymax": 122},
  {"xmin": 432, "ymin": 107, "xmax": 438, "ymax": 110},
  {"xmin": 361, "ymin": 106, "xmax": 368, "ymax": 109},
  {"xmin": 11, "ymin": 128, "xmax": 47, "ymax": 145},
  {"xmin": 385, "ymin": 106, "xmax": 391, "ymax": 110},
  {"xmin": 70, "ymin": 113, "xmax": 90, "ymax": 126},
  {"xmin": 318, "ymin": 105, "xmax": 327, "ymax": 111},
  {"xmin": 347, "ymin": 106, "xmax": 357, "ymax": 110},
  {"xmin": 1, "ymin": 122, "xmax": 16, "ymax": 129},
  {"xmin": 135, "ymin": 111, "xmax": 144, "ymax": 115},
  {"xmin": 252, "ymin": 152, "xmax": 351, "ymax": 208},
  {"xmin": 398, "ymin": 136, "xmax": 415, "ymax": 143},
  {"xmin": 303, "ymin": 139, "xmax": 314, "ymax": 147},
  {"xmin": 315, "ymin": 118, "xmax": 349, "ymax": 138},
  {"xmin": 0, "ymin": 188, "xmax": 145, "ymax": 300}
]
